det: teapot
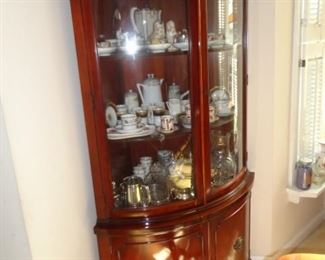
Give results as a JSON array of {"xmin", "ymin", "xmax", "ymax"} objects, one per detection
[
  {"xmin": 136, "ymin": 74, "xmax": 163, "ymax": 105},
  {"xmin": 130, "ymin": 7, "xmax": 162, "ymax": 41}
]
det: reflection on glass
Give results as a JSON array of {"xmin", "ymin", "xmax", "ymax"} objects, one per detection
[
  {"xmin": 207, "ymin": 0, "xmax": 244, "ymax": 188},
  {"xmin": 93, "ymin": 1, "xmax": 195, "ymax": 209}
]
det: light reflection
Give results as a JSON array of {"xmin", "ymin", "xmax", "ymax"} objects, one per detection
[
  {"xmin": 123, "ymin": 33, "xmax": 141, "ymax": 56},
  {"xmin": 153, "ymin": 247, "xmax": 171, "ymax": 260}
]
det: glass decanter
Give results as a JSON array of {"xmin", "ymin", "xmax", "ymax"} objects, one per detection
[{"xmin": 211, "ymin": 133, "xmax": 237, "ymax": 187}]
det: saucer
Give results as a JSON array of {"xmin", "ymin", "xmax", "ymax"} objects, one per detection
[
  {"xmin": 208, "ymin": 39, "xmax": 224, "ymax": 49},
  {"xmin": 173, "ymin": 42, "xmax": 189, "ymax": 51},
  {"xmin": 107, "ymin": 125, "xmax": 155, "ymax": 140},
  {"xmin": 209, "ymin": 116, "xmax": 220, "ymax": 123},
  {"xmin": 216, "ymin": 111, "xmax": 234, "ymax": 117},
  {"xmin": 97, "ymin": 46, "xmax": 117, "ymax": 56},
  {"xmin": 115, "ymin": 124, "xmax": 145, "ymax": 134},
  {"xmin": 157, "ymin": 126, "xmax": 179, "ymax": 134},
  {"xmin": 147, "ymin": 43, "xmax": 171, "ymax": 53},
  {"xmin": 181, "ymin": 123, "xmax": 191, "ymax": 129}
]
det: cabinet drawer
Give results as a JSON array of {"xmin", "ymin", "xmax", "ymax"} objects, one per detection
[{"xmin": 100, "ymin": 223, "xmax": 207, "ymax": 260}]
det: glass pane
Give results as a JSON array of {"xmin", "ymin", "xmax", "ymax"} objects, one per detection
[
  {"xmin": 206, "ymin": 0, "xmax": 244, "ymax": 188},
  {"xmin": 92, "ymin": 0, "xmax": 196, "ymax": 209},
  {"xmin": 298, "ymin": 57, "xmax": 325, "ymax": 159}
]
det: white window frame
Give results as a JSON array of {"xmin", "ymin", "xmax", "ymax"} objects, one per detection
[{"xmin": 287, "ymin": 0, "xmax": 325, "ymax": 203}]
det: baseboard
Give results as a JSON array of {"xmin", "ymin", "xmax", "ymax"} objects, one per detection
[{"xmin": 251, "ymin": 209, "xmax": 325, "ymax": 260}]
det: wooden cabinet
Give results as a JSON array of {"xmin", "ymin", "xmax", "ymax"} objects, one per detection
[{"xmin": 70, "ymin": 0, "xmax": 253, "ymax": 259}]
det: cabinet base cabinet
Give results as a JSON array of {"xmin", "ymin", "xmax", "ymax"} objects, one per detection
[{"xmin": 94, "ymin": 176, "xmax": 252, "ymax": 260}]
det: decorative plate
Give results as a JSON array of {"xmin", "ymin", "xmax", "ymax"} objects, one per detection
[{"xmin": 105, "ymin": 104, "xmax": 118, "ymax": 127}]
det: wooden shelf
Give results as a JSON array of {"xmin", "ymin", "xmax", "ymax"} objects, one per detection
[{"xmin": 287, "ymin": 183, "xmax": 325, "ymax": 203}]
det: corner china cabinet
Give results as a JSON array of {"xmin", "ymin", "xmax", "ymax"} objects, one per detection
[{"xmin": 70, "ymin": 0, "xmax": 253, "ymax": 259}]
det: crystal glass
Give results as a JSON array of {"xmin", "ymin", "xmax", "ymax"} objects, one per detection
[{"xmin": 211, "ymin": 133, "xmax": 237, "ymax": 187}]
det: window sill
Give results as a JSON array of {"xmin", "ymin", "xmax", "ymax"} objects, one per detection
[{"xmin": 287, "ymin": 183, "xmax": 325, "ymax": 204}]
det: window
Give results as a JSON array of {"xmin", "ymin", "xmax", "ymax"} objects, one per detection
[
  {"xmin": 298, "ymin": 0, "xmax": 325, "ymax": 160},
  {"xmin": 287, "ymin": 0, "xmax": 325, "ymax": 203}
]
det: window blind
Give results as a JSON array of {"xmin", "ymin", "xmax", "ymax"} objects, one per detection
[{"xmin": 297, "ymin": 0, "xmax": 325, "ymax": 160}]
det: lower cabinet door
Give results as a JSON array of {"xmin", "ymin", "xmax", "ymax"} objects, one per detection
[
  {"xmin": 107, "ymin": 225, "xmax": 207, "ymax": 260},
  {"xmin": 211, "ymin": 199, "xmax": 250, "ymax": 260}
]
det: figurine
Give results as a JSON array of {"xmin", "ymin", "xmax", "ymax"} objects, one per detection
[
  {"xmin": 166, "ymin": 20, "xmax": 177, "ymax": 43},
  {"xmin": 150, "ymin": 21, "xmax": 165, "ymax": 44}
]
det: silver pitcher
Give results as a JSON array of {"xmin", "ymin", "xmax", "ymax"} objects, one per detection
[{"xmin": 121, "ymin": 176, "xmax": 151, "ymax": 207}]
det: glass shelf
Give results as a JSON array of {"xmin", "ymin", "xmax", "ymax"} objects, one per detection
[
  {"xmin": 97, "ymin": 47, "xmax": 188, "ymax": 58},
  {"xmin": 106, "ymin": 117, "xmax": 234, "ymax": 143},
  {"xmin": 97, "ymin": 43, "xmax": 239, "ymax": 57}
]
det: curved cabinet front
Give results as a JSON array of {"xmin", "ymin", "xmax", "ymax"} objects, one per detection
[{"xmin": 94, "ymin": 172, "xmax": 253, "ymax": 260}]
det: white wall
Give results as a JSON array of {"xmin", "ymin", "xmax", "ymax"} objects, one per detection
[
  {"xmin": 248, "ymin": 0, "xmax": 325, "ymax": 258},
  {"xmin": 0, "ymin": 104, "xmax": 31, "ymax": 259},
  {"xmin": 1, "ymin": 1, "xmax": 98, "ymax": 259}
]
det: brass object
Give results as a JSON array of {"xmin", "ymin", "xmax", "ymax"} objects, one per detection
[{"xmin": 233, "ymin": 236, "xmax": 244, "ymax": 251}]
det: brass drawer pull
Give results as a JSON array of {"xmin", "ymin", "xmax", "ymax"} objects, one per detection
[{"xmin": 233, "ymin": 236, "xmax": 244, "ymax": 251}]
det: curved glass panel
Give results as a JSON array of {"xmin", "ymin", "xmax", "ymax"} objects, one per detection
[{"xmin": 206, "ymin": 0, "xmax": 244, "ymax": 188}]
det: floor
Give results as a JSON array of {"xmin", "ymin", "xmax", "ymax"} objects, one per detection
[{"xmin": 292, "ymin": 221, "xmax": 325, "ymax": 254}]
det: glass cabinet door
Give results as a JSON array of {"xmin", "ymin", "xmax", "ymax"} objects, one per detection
[
  {"xmin": 92, "ymin": 1, "xmax": 197, "ymax": 210},
  {"xmin": 206, "ymin": 0, "xmax": 244, "ymax": 189}
]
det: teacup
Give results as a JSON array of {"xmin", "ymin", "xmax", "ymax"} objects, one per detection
[
  {"xmin": 116, "ymin": 104, "xmax": 128, "ymax": 116},
  {"xmin": 161, "ymin": 115, "xmax": 174, "ymax": 132},
  {"xmin": 121, "ymin": 114, "xmax": 137, "ymax": 130}
]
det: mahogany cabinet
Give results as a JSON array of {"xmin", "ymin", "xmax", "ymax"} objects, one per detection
[{"xmin": 70, "ymin": 0, "xmax": 253, "ymax": 259}]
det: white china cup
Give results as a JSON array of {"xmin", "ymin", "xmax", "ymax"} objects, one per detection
[
  {"xmin": 121, "ymin": 114, "xmax": 138, "ymax": 130},
  {"xmin": 116, "ymin": 104, "xmax": 128, "ymax": 116},
  {"xmin": 161, "ymin": 115, "xmax": 174, "ymax": 132}
]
